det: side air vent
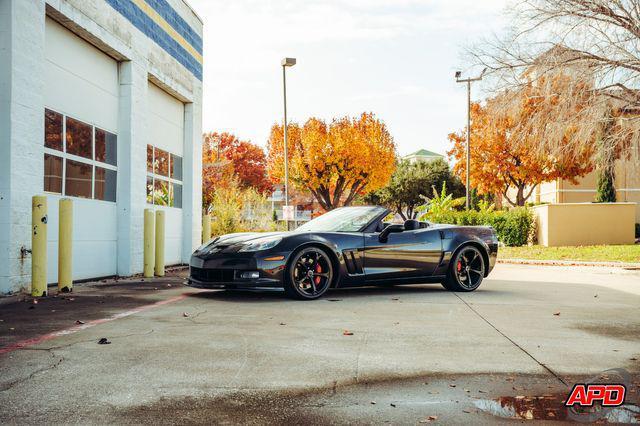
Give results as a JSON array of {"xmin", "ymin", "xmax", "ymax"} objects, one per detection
[{"xmin": 342, "ymin": 249, "xmax": 364, "ymax": 275}]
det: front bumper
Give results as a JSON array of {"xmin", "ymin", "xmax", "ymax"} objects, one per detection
[{"xmin": 187, "ymin": 251, "xmax": 288, "ymax": 289}]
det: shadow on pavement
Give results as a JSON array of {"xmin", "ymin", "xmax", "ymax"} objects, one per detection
[{"xmin": 187, "ymin": 283, "xmax": 507, "ymax": 303}]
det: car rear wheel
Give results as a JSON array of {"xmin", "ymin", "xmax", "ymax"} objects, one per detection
[
  {"xmin": 442, "ymin": 245, "xmax": 485, "ymax": 292},
  {"xmin": 284, "ymin": 247, "xmax": 333, "ymax": 300}
]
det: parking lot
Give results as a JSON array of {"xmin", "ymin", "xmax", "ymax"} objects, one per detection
[{"xmin": 1, "ymin": 264, "xmax": 639, "ymax": 424}]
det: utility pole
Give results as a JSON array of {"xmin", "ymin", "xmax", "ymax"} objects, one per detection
[{"xmin": 455, "ymin": 68, "xmax": 485, "ymax": 210}]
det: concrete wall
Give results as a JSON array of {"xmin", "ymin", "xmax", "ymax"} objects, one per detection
[
  {"xmin": 533, "ymin": 203, "xmax": 637, "ymax": 247},
  {"xmin": 0, "ymin": 0, "xmax": 203, "ymax": 295}
]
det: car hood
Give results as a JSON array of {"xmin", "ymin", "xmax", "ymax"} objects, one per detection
[{"xmin": 195, "ymin": 231, "xmax": 289, "ymax": 255}]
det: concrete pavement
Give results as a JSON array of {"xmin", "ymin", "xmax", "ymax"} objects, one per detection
[{"xmin": 0, "ymin": 264, "xmax": 639, "ymax": 424}]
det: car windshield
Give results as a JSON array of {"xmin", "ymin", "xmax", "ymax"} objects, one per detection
[{"xmin": 295, "ymin": 206, "xmax": 386, "ymax": 233}]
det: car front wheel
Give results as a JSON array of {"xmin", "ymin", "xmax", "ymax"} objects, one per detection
[{"xmin": 284, "ymin": 247, "xmax": 334, "ymax": 300}]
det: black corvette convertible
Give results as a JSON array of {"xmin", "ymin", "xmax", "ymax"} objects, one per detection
[{"xmin": 188, "ymin": 206, "xmax": 498, "ymax": 300}]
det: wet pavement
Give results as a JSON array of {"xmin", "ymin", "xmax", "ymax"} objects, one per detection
[{"xmin": 0, "ymin": 264, "xmax": 639, "ymax": 424}]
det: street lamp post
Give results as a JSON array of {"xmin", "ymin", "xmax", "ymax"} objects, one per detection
[
  {"xmin": 455, "ymin": 68, "xmax": 485, "ymax": 210},
  {"xmin": 281, "ymin": 57, "xmax": 296, "ymax": 210}
]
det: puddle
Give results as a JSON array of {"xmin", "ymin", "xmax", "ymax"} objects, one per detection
[{"xmin": 474, "ymin": 395, "xmax": 640, "ymax": 423}]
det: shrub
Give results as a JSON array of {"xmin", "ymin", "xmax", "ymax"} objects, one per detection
[{"xmin": 425, "ymin": 207, "xmax": 534, "ymax": 247}]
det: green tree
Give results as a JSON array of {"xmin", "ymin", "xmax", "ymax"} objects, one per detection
[{"xmin": 366, "ymin": 158, "xmax": 464, "ymax": 220}]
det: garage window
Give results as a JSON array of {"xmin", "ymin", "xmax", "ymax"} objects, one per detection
[
  {"xmin": 146, "ymin": 144, "xmax": 182, "ymax": 208},
  {"xmin": 43, "ymin": 108, "xmax": 117, "ymax": 202}
]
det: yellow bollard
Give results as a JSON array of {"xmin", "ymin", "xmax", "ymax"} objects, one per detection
[
  {"xmin": 31, "ymin": 196, "xmax": 48, "ymax": 297},
  {"xmin": 202, "ymin": 214, "xmax": 211, "ymax": 244},
  {"xmin": 58, "ymin": 198, "xmax": 73, "ymax": 293},
  {"xmin": 143, "ymin": 209, "xmax": 155, "ymax": 278},
  {"xmin": 154, "ymin": 210, "xmax": 165, "ymax": 277}
]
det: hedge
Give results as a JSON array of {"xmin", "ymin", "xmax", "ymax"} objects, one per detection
[{"xmin": 426, "ymin": 207, "xmax": 535, "ymax": 246}]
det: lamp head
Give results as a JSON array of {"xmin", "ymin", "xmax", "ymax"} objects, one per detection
[
  {"xmin": 281, "ymin": 57, "xmax": 297, "ymax": 67},
  {"xmin": 455, "ymin": 71, "xmax": 462, "ymax": 79}
]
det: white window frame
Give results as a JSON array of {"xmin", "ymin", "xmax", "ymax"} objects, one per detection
[
  {"xmin": 43, "ymin": 107, "xmax": 118, "ymax": 202},
  {"xmin": 146, "ymin": 145, "xmax": 183, "ymax": 209}
]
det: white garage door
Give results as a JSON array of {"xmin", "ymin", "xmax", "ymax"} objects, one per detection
[
  {"xmin": 146, "ymin": 82, "xmax": 184, "ymax": 265},
  {"xmin": 43, "ymin": 17, "xmax": 119, "ymax": 283}
]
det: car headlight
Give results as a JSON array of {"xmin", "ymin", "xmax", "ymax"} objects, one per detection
[
  {"xmin": 195, "ymin": 237, "xmax": 219, "ymax": 253},
  {"xmin": 238, "ymin": 237, "xmax": 282, "ymax": 252}
]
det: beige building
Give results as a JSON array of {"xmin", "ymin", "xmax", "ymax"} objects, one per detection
[{"xmin": 533, "ymin": 158, "xmax": 640, "ymax": 222}]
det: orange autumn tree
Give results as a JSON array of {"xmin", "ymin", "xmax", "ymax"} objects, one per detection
[
  {"xmin": 202, "ymin": 132, "xmax": 271, "ymax": 208},
  {"xmin": 267, "ymin": 113, "xmax": 396, "ymax": 210},
  {"xmin": 449, "ymin": 92, "xmax": 594, "ymax": 206}
]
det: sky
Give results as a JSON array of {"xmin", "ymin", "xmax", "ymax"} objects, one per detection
[{"xmin": 187, "ymin": 0, "xmax": 510, "ymax": 157}]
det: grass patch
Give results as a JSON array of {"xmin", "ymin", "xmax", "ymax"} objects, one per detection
[{"xmin": 499, "ymin": 244, "xmax": 640, "ymax": 264}]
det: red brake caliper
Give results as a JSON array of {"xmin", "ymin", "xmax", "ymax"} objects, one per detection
[
  {"xmin": 314, "ymin": 264, "xmax": 322, "ymax": 284},
  {"xmin": 457, "ymin": 261, "xmax": 462, "ymax": 272}
]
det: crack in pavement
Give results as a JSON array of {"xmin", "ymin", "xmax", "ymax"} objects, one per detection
[
  {"xmin": 0, "ymin": 350, "xmax": 64, "ymax": 392},
  {"xmin": 0, "ymin": 329, "xmax": 155, "ymax": 392},
  {"xmin": 453, "ymin": 293, "xmax": 568, "ymax": 386}
]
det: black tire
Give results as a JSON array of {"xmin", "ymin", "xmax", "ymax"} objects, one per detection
[
  {"xmin": 284, "ymin": 247, "xmax": 334, "ymax": 300},
  {"xmin": 442, "ymin": 245, "xmax": 485, "ymax": 292}
]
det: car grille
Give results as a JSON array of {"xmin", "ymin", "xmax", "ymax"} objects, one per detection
[{"xmin": 190, "ymin": 267, "xmax": 235, "ymax": 282}]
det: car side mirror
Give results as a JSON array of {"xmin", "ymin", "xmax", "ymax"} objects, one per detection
[{"xmin": 379, "ymin": 224, "xmax": 404, "ymax": 243}]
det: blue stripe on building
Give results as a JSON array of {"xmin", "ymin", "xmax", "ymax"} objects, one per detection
[
  {"xmin": 144, "ymin": 0, "xmax": 203, "ymax": 54},
  {"xmin": 105, "ymin": 0, "xmax": 203, "ymax": 81}
]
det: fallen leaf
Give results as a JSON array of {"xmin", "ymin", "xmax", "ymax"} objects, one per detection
[
  {"xmin": 594, "ymin": 294, "xmax": 598, "ymax": 298},
  {"xmin": 343, "ymin": 330, "xmax": 354, "ymax": 336},
  {"xmin": 391, "ymin": 298, "xmax": 399, "ymax": 301},
  {"xmin": 390, "ymin": 403, "xmax": 396, "ymax": 407},
  {"xmin": 370, "ymin": 401, "xmax": 376, "ymax": 405},
  {"xmin": 449, "ymin": 384, "xmax": 456, "ymax": 388},
  {"xmin": 462, "ymin": 410, "xmax": 471, "ymax": 413},
  {"xmin": 75, "ymin": 320, "xmax": 85, "ymax": 325},
  {"xmin": 167, "ymin": 284, "xmax": 172, "ymax": 287},
  {"xmin": 478, "ymin": 390, "xmax": 486, "ymax": 393},
  {"xmin": 279, "ymin": 322, "xmax": 286, "ymax": 326},
  {"xmin": 630, "ymin": 357, "xmax": 638, "ymax": 361},
  {"xmin": 97, "ymin": 337, "xmax": 111, "ymax": 345},
  {"xmin": 32, "ymin": 299, "xmax": 38, "ymax": 304},
  {"xmin": 553, "ymin": 311, "xmax": 560, "ymax": 316},
  {"xmin": 419, "ymin": 415, "xmax": 439, "ymax": 423},
  {"xmin": 182, "ymin": 312, "xmax": 190, "ymax": 317},
  {"xmin": 327, "ymin": 299, "xmax": 342, "ymax": 302}
]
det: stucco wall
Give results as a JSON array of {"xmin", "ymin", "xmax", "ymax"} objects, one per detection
[{"xmin": 533, "ymin": 203, "xmax": 636, "ymax": 247}]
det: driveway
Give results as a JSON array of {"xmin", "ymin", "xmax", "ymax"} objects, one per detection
[{"xmin": 1, "ymin": 264, "xmax": 639, "ymax": 424}]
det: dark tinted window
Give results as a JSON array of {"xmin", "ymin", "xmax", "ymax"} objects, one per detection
[
  {"xmin": 65, "ymin": 159, "xmax": 92, "ymax": 198},
  {"xmin": 170, "ymin": 154, "xmax": 182, "ymax": 180},
  {"xmin": 153, "ymin": 179, "xmax": 170, "ymax": 206},
  {"xmin": 66, "ymin": 117, "xmax": 92, "ymax": 159},
  {"xmin": 95, "ymin": 129, "xmax": 117, "ymax": 166},
  {"xmin": 44, "ymin": 154, "xmax": 62, "ymax": 193},
  {"xmin": 146, "ymin": 176, "xmax": 154, "ymax": 204},
  {"xmin": 44, "ymin": 109, "xmax": 63, "ymax": 151},
  {"xmin": 154, "ymin": 148, "xmax": 169, "ymax": 176},
  {"xmin": 172, "ymin": 183, "xmax": 182, "ymax": 208},
  {"xmin": 147, "ymin": 145, "xmax": 154, "ymax": 173},
  {"xmin": 94, "ymin": 167, "xmax": 117, "ymax": 202}
]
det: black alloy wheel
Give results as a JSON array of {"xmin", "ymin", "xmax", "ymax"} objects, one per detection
[
  {"xmin": 285, "ymin": 247, "xmax": 333, "ymax": 300},
  {"xmin": 442, "ymin": 245, "xmax": 485, "ymax": 292}
]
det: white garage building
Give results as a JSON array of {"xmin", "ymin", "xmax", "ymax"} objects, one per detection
[{"xmin": 0, "ymin": 0, "xmax": 203, "ymax": 295}]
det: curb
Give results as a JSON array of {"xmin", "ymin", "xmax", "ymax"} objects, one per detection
[{"xmin": 498, "ymin": 258, "xmax": 640, "ymax": 269}]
